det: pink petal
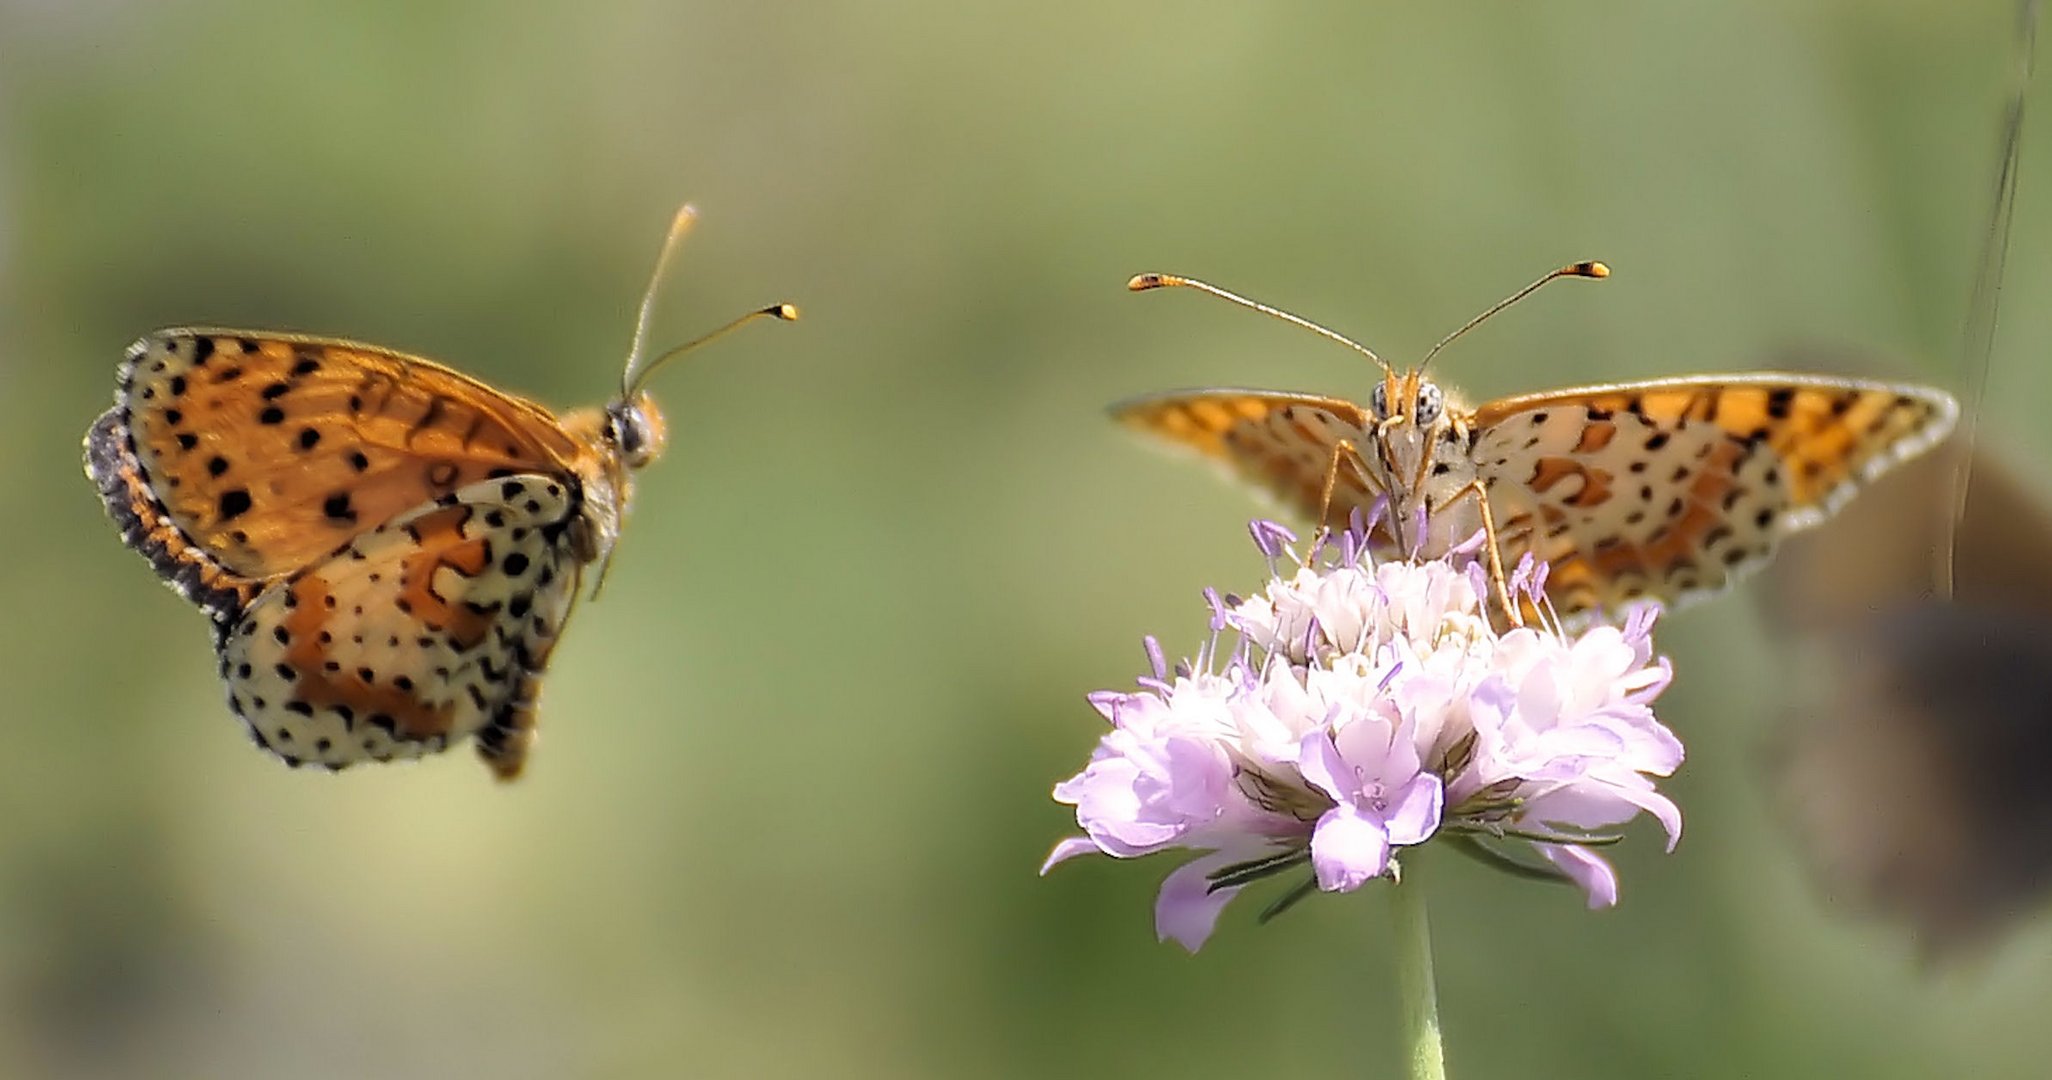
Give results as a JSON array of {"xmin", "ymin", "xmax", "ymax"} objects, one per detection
[
  {"xmin": 1155, "ymin": 852, "xmax": 1247, "ymax": 953},
  {"xmin": 1619, "ymin": 784, "xmax": 1684, "ymax": 849},
  {"xmin": 1086, "ymin": 690, "xmax": 1126, "ymax": 722},
  {"xmin": 1538, "ymin": 844, "xmax": 1619, "ymax": 908},
  {"xmin": 1384, "ymin": 773, "xmax": 1444, "ymax": 847},
  {"xmin": 1310, "ymin": 804, "xmax": 1393, "ymax": 892},
  {"xmin": 1536, "ymin": 776, "xmax": 1683, "ymax": 850},
  {"xmin": 1296, "ymin": 732, "xmax": 1353, "ymax": 803},
  {"xmin": 1040, "ymin": 836, "xmax": 1103, "ymax": 875}
]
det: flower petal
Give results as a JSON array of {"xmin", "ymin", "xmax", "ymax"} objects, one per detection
[
  {"xmin": 1040, "ymin": 836, "xmax": 1103, "ymax": 874},
  {"xmin": 1538, "ymin": 843, "xmax": 1620, "ymax": 908},
  {"xmin": 1296, "ymin": 731, "xmax": 1353, "ymax": 803},
  {"xmin": 1310, "ymin": 803, "xmax": 1393, "ymax": 892},
  {"xmin": 1155, "ymin": 850, "xmax": 1251, "ymax": 953},
  {"xmin": 1525, "ymin": 774, "xmax": 1683, "ymax": 850},
  {"xmin": 1384, "ymin": 773, "xmax": 1444, "ymax": 847}
]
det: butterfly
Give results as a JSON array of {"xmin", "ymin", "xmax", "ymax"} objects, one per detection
[
  {"xmin": 83, "ymin": 206, "xmax": 795, "ymax": 779},
  {"xmin": 1762, "ymin": 434, "xmax": 2052, "ymax": 964},
  {"xmin": 1112, "ymin": 263, "xmax": 1959, "ymax": 622}
]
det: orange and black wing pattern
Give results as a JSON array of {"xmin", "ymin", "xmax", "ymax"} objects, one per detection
[
  {"xmin": 1111, "ymin": 389, "xmax": 1384, "ymax": 529},
  {"xmin": 1469, "ymin": 374, "xmax": 1958, "ymax": 615},
  {"xmin": 85, "ymin": 329, "xmax": 585, "ymax": 616}
]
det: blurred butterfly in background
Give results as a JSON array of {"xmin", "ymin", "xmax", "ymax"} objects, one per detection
[
  {"xmin": 84, "ymin": 206, "xmax": 796, "ymax": 780},
  {"xmin": 1761, "ymin": 0, "xmax": 2049, "ymax": 966},
  {"xmin": 1761, "ymin": 406, "xmax": 2052, "ymax": 965},
  {"xmin": 1112, "ymin": 263, "xmax": 1957, "ymax": 625}
]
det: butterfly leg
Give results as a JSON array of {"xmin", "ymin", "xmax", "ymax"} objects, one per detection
[
  {"xmin": 1316, "ymin": 437, "xmax": 1372, "ymax": 550},
  {"xmin": 1436, "ymin": 479, "xmax": 1523, "ymax": 628}
]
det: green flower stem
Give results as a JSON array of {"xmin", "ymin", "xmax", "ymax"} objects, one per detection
[{"xmin": 1391, "ymin": 865, "xmax": 1446, "ymax": 1080}]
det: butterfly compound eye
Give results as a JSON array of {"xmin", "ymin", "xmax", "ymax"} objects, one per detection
[
  {"xmin": 610, "ymin": 395, "xmax": 668, "ymax": 470},
  {"xmin": 1369, "ymin": 383, "xmax": 1391, "ymax": 420},
  {"xmin": 1415, "ymin": 383, "xmax": 1444, "ymax": 425}
]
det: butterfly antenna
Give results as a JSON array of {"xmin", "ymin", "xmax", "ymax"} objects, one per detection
[
  {"xmin": 1416, "ymin": 261, "xmax": 1609, "ymax": 376},
  {"xmin": 625, "ymin": 303, "xmax": 799, "ymax": 399},
  {"xmin": 620, "ymin": 204, "xmax": 701, "ymax": 399},
  {"xmin": 1128, "ymin": 273, "xmax": 1391, "ymax": 376},
  {"xmin": 595, "ymin": 296, "xmax": 797, "ymax": 602},
  {"xmin": 617, "ymin": 204, "xmax": 800, "ymax": 400}
]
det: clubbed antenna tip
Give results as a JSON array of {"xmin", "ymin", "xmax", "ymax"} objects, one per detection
[{"xmin": 1125, "ymin": 270, "xmax": 1389, "ymax": 374}]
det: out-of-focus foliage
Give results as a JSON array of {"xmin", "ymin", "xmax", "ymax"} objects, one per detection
[{"xmin": 2, "ymin": 3, "xmax": 2050, "ymax": 1078}]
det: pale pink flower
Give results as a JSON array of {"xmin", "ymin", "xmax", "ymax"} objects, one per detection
[{"xmin": 1044, "ymin": 521, "xmax": 1685, "ymax": 950}]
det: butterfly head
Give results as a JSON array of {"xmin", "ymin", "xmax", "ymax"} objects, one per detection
[
  {"xmin": 1368, "ymin": 371, "xmax": 1446, "ymax": 431},
  {"xmin": 1363, "ymin": 369, "xmax": 1456, "ymax": 508},
  {"xmin": 605, "ymin": 392, "xmax": 668, "ymax": 472}
]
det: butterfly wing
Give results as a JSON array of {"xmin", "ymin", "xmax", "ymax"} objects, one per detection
[
  {"xmin": 84, "ymin": 330, "xmax": 587, "ymax": 597},
  {"xmin": 214, "ymin": 475, "xmax": 583, "ymax": 779},
  {"xmin": 1468, "ymin": 374, "xmax": 1958, "ymax": 616},
  {"xmin": 87, "ymin": 406, "xmax": 257, "ymax": 621},
  {"xmin": 1111, "ymin": 390, "xmax": 1387, "ymax": 529}
]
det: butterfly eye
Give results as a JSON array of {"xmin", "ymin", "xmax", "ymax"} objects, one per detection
[
  {"xmin": 608, "ymin": 396, "xmax": 668, "ymax": 470},
  {"xmin": 1415, "ymin": 383, "xmax": 1445, "ymax": 425},
  {"xmin": 1369, "ymin": 383, "xmax": 1391, "ymax": 419}
]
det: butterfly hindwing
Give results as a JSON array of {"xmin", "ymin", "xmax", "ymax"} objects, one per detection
[{"xmin": 214, "ymin": 475, "xmax": 582, "ymax": 777}]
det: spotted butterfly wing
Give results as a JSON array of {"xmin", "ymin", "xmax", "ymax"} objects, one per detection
[
  {"xmin": 86, "ymin": 331, "xmax": 585, "ymax": 597},
  {"xmin": 216, "ymin": 476, "xmax": 580, "ymax": 779},
  {"xmin": 1468, "ymin": 376, "xmax": 1956, "ymax": 613}
]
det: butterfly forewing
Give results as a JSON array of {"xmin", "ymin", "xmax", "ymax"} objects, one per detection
[
  {"xmin": 86, "ymin": 406, "xmax": 256, "ymax": 620},
  {"xmin": 1112, "ymin": 390, "xmax": 1386, "ymax": 529},
  {"xmin": 88, "ymin": 330, "xmax": 585, "ymax": 582},
  {"xmin": 217, "ymin": 476, "xmax": 581, "ymax": 776},
  {"xmin": 1472, "ymin": 376, "xmax": 1960, "ymax": 527}
]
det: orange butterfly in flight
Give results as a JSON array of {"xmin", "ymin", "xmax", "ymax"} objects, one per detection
[
  {"xmin": 1113, "ymin": 263, "xmax": 1957, "ymax": 622},
  {"xmin": 84, "ymin": 207, "xmax": 795, "ymax": 779}
]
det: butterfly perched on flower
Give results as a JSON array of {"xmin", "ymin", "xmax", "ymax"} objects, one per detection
[
  {"xmin": 84, "ymin": 206, "xmax": 795, "ymax": 779},
  {"xmin": 1113, "ymin": 264, "xmax": 1958, "ymax": 622}
]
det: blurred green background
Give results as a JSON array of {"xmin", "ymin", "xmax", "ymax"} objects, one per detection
[{"xmin": 3, "ymin": 2, "xmax": 2050, "ymax": 1077}]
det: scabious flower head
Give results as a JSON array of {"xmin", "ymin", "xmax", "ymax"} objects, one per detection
[{"xmin": 1043, "ymin": 519, "xmax": 1684, "ymax": 951}]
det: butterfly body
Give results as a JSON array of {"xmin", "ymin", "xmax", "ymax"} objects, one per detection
[
  {"xmin": 1115, "ymin": 370, "xmax": 1958, "ymax": 620},
  {"xmin": 86, "ymin": 328, "xmax": 666, "ymax": 779}
]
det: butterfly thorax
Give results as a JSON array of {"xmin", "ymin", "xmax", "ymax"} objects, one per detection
[
  {"xmin": 559, "ymin": 392, "xmax": 664, "ymax": 566},
  {"xmin": 1366, "ymin": 371, "xmax": 1484, "ymax": 556}
]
